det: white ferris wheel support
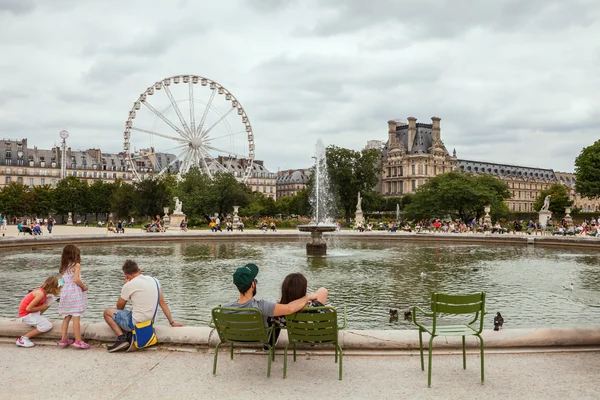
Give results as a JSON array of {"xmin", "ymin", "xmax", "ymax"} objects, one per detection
[{"xmin": 123, "ymin": 75, "xmax": 255, "ymax": 182}]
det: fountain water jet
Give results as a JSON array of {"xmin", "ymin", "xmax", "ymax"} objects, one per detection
[{"xmin": 297, "ymin": 139, "xmax": 337, "ymax": 256}]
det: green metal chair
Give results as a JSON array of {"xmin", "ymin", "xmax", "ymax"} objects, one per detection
[
  {"xmin": 210, "ymin": 307, "xmax": 275, "ymax": 378},
  {"xmin": 284, "ymin": 306, "xmax": 346, "ymax": 380},
  {"xmin": 412, "ymin": 292, "xmax": 486, "ymax": 387}
]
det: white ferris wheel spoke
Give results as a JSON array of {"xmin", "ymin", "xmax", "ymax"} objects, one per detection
[
  {"xmin": 130, "ymin": 127, "xmax": 187, "ymax": 143},
  {"xmin": 199, "ymin": 150, "xmax": 213, "ymax": 179},
  {"xmin": 204, "ymin": 130, "xmax": 246, "ymax": 144},
  {"xmin": 189, "ymin": 82, "xmax": 196, "ymax": 136},
  {"xmin": 142, "ymin": 101, "xmax": 189, "ymax": 140},
  {"xmin": 199, "ymin": 106, "xmax": 235, "ymax": 140},
  {"xmin": 158, "ymin": 148, "xmax": 187, "ymax": 176},
  {"xmin": 205, "ymin": 145, "xmax": 248, "ymax": 160},
  {"xmin": 196, "ymin": 89, "xmax": 216, "ymax": 137},
  {"xmin": 163, "ymin": 85, "xmax": 192, "ymax": 139}
]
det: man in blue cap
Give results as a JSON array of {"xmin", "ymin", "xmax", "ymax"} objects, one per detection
[{"xmin": 223, "ymin": 263, "xmax": 318, "ymax": 325}]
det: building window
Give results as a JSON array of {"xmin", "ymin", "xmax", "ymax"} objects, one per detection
[
  {"xmin": 40, "ymin": 178, "xmax": 45, "ymax": 185},
  {"xmin": 52, "ymin": 179, "xmax": 57, "ymax": 187},
  {"xmin": 93, "ymin": 172, "xmax": 98, "ymax": 178},
  {"xmin": 5, "ymin": 151, "xmax": 11, "ymax": 158},
  {"xmin": 83, "ymin": 171, "xmax": 88, "ymax": 178},
  {"xmin": 112, "ymin": 173, "xmax": 117, "ymax": 179},
  {"xmin": 5, "ymin": 159, "xmax": 12, "ymax": 165},
  {"xmin": 103, "ymin": 172, "xmax": 107, "ymax": 178},
  {"xmin": 5, "ymin": 177, "xmax": 11, "ymax": 184},
  {"xmin": 6, "ymin": 168, "xmax": 11, "ymax": 174},
  {"xmin": 29, "ymin": 178, "xmax": 34, "ymax": 186},
  {"xmin": 72, "ymin": 171, "xmax": 77, "ymax": 177},
  {"xmin": 411, "ymin": 180, "xmax": 416, "ymax": 191},
  {"xmin": 387, "ymin": 182, "xmax": 391, "ymax": 193},
  {"xmin": 122, "ymin": 173, "xmax": 127, "ymax": 179},
  {"xmin": 411, "ymin": 165, "xmax": 415, "ymax": 175},
  {"xmin": 425, "ymin": 165, "xmax": 428, "ymax": 175},
  {"xmin": 17, "ymin": 177, "xmax": 23, "ymax": 184}
]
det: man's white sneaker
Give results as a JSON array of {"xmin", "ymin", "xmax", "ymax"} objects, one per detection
[{"xmin": 16, "ymin": 336, "xmax": 34, "ymax": 348}]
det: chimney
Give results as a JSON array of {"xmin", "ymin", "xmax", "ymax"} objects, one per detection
[
  {"xmin": 387, "ymin": 120, "xmax": 398, "ymax": 149},
  {"xmin": 407, "ymin": 117, "xmax": 417, "ymax": 152},
  {"xmin": 431, "ymin": 117, "xmax": 441, "ymax": 141}
]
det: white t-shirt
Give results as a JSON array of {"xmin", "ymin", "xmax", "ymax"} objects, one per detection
[{"xmin": 120, "ymin": 275, "xmax": 161, "ymax": 324}]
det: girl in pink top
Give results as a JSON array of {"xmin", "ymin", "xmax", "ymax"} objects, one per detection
[
  {"xmin": 16, "ymin": 276, "xmax": 61, "ymax": 348},
  {"xmin": 57, "ymin": 245, "xmax": 89, "ymax": 349}
]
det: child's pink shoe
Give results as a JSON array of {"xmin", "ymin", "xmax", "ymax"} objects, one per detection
[
  {"xmin": 72, "ymin": 341, "xmax": 90, "ymax": 349},
  {"xmin": 59, "ymin": 339, "xmax": 75, "ymax": 347}
]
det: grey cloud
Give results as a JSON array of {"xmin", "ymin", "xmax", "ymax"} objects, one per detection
[
  {"xmin": 0, "ymin": 0, "xmax": 35, "ymax": 15},
  {"xmin": 83, "ymin": 58, "xmax": 144, "ymax": 85},
  {"xmin": 247, "ymin": 0, "xmax": 296, "ymax": 13},
  {"xmin": 305, "ymin": 0, "xmax": 599, "ymax": 39}
]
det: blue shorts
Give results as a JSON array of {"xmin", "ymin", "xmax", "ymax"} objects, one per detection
[{"xmin": 113, "ymin": 310, "xmax": 133, "ymax": 332}]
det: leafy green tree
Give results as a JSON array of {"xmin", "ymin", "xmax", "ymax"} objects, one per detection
[
  {"xmin": 533, "ymin": 184, "xmax": 573, "ymax": 218},
  {"xmin": 241, "ymin": 192, "xmax": 277, "ymax": 217},
  {"xmin": 0, "ymin": 182, "xmax": 29, "ymax": 217},
  {"xmin": 574, "ymin": 140, "xmax": 600, "ymax": 198},
  {"xmin": 111, "ymin": 180, "xmax": 137, "ymax": 219},
  {"xmin": 135, "ymin": 177, "xmax": 173, "ymax": 218},
  {"xmin": 54, "ymin": 176, "xmax": 89, "ymax": 219},
  {"xmin": 29, "ymin": 185, "xmax": 56, "ymax": 217},
  {"xmin": 289, "ymin": 188, "xmax": 310, "ymax": 216},
  {"xmin": 275, "ymin": 195, "xmax": 294, "ymax": 216},
  {"xmin": 88, "ymin": 180, "xmax": 114, "ymax": 220},
  {"xmin": 324, "ymin": 146, "xmax": 381, "ymax": 221},
  {"xmin": 209, "ymin": 172, "xmax": 249, "ymax": 216},
  {"xmin": 175, "ymin": 167, "xmax": 213, "ymax": 219},
  {"xmin": 403, "ymin": 171, "xmax": 511, "ymax": 222}
]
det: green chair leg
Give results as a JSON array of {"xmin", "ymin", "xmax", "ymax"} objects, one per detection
[
  {"xmin": 267, "ymin": 345, "xmax": 272, "ymax": 378},
  {"xmin": 335, "ymin": 344, "xmax": 338, "ymax": 363},
  {"xmin": 213, "ymin": 342, "xmax": 221, "ymax": 375},
  {"xmin": 337, "ymin": 344, "xmax": 343, "ymax": 380},
  {"xmin": 428, "ymin": 336, "xmax": 434, "ymax": 388},
  {"xmin": 293, "ymin": 343, "xmax": 297, "ymax": 362},
  {"xmin": 419, "ymin": 330, "xmax": 424, "ymax": 371},
  {"xmin": 283, "ymin": 344, "xmax": 288, "ymax": 379},
  {"xmin": 230, "ymin": 343, "xmax": 234, "ymax": 360},
  {"xmin": 479, "ymin": 335, "xmax": 485, "ymax": 384},
  {"xmin": 462, "ymin": 336, "xmax": 466, "ymax": 370}
]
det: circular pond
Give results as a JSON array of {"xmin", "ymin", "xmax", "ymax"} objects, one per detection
[{"xmin": 2, "ymin": 240, "xmax": 600, "ymax": 330}]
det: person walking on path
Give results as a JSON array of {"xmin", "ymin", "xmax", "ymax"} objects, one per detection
[
  {"xmin": 47, "ymin": 215, "xmax": 54, "ymax": 233},
  {"xmin": 58, "ymin": 245, "xmax": 89, "ymax": 349},
  {"xmin": 103, "ymin": 259, "xmax": 184, "ymax": 353},
  {"xmin": 16, "ymin": 276, "xmax": 62, "ymax": 348}
]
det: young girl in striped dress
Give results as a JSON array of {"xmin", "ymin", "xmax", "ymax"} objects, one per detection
[{"xmin": 58, "ymin": 244, "xmax": 89, "ymax": 349}]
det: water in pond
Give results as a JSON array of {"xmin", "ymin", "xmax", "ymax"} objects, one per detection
[{"xmin": 1, "ymin": 241, "xmax": 600, "ymax": 330}]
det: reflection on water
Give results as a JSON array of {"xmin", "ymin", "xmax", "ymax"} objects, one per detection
[{"xmin": 1, "ymin": 241, "xmax": 600, "ymax": 330}]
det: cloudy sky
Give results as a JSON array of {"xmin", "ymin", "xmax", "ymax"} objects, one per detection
[{"xmin": 1, "ymin": 0, "xmax": 598, "ymax": 173}]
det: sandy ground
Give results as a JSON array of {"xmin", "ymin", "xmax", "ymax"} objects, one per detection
[{"xmin": 0, "ymin": 340, "xmax": 599, "ymax": 400}]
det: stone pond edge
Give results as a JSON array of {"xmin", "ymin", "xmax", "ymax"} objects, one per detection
[{"xmin": 1, "ymin": 319, "xmax": 598, "ymax": 349}]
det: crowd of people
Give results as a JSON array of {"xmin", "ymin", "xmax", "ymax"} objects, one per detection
[{"xmin": 16, "ymin": 245, "xmax": 327, "ymax": 353}]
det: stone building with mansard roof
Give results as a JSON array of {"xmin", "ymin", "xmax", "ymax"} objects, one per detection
[{"xmin": 381, "ymin": 117, "xmax": 600, "ymax": 213}]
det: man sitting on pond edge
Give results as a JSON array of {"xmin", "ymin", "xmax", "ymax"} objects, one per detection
[
  {"xmin": 103, "ymin": 259, "xmax": 184, "ymax": 352},
  {"xmin": 222, "ymin": 263, "xmax": 320, "ymax": 327}
]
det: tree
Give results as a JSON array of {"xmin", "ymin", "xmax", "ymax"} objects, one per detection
[
  {"xmin": 276, "ymin": 195, "xmax": 294, "ymax": 216},
  {"xmin": 0, "ymin": 182, "xmax": 29, "ymax": 217},
  {"xmin": 209, "ymin": 172, "xmax": 249, "ymax": 216},
  {"xmin": 289, "ymin": 188, "xmax": 310, "ymax": 216},
  {"xmin": 241, "ymin": 192, "xmax": 277, "ymax": 217},
  {"xmin": 135, "ymin": 177, "xmax": 173, "ymax": 218},
  {"xmin": 403, "ymin": 171, "xmax": 511, "ymax": 222},
  {"xmin": 54, "ymin": 176, "xmax": 89, "ymax": 219},
  {"xmin": 533, "ymin": 184, "xmax": 573, "ymax": 218},
  {"xmin": 175, "ymin": 167, "xmax": 213, "ymax": 219},
  {"xmin": 574, "ymin": 140, "xmax": 600, "ymax": 198},
  {"xmin": 29, "ymin": 185, "xmax": 56, "ymax": 217},
  {"xmin": 88, "ymin": 180, "xmax": 114, "ymax": 220},
  {"xmin": 111, "ymin": 180, "xmax": 137, "ymax": 219},
  {"xmin": 324, "ymin": 146, "xmax": 381, "ymax": 221}
]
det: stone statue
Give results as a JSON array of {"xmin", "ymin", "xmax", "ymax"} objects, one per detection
[
  {"xmin": 540, "ymin": 195, "xmax": 551, "ymax": 212},
  {"xmin": 174, "ymin": 197, "xmax": 183, "ymax": 214},
  {"xmin": 356, "ymin": 192, "xmax": 362, "ymax": 213}
]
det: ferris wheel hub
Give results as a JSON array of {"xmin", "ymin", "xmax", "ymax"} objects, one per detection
[{"xmin": 190, "ymin": 137, "xmax": 203, "ymax": 149}]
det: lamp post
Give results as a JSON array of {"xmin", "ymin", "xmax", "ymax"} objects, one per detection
[{"xmin": 59, "ymin": 130, "xmax": 69, "ymax": 179}]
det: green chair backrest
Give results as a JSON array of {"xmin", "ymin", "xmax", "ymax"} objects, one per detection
[
  {"xmin": 430, "ymin": 292, "xmax": 486, "ymax": 334},
  {"xmin": 211, "ymin": 307, "xmax": 270, "ymax": 344},
  {"xmin": 285, "ymin": 306, "xmax": 339, "ymax": 345}
]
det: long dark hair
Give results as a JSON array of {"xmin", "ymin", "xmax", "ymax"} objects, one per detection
[
  {"xmin": 280, "ymin": 273, "xmax": 307, "ymax": 304},
  {"xmin": 60, "ymin": 244, "xmax": 81, "ymax": 274}
]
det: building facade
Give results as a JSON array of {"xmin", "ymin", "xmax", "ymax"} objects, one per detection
[
  {"xmin": 380, "ymin": 117, "xmax": 600, "ymax": 213},
  {"xmin": 276, "ymin": 168, "xmax": 311, "ymax": 200},
  {"xmin": 209, "ymin": 156, "xmax": 277, "ymax": 199}
]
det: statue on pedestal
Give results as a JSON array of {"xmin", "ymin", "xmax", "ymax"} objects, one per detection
[
  {"xmin": 540, "ymin": 195, "xmax": 551, "ymax": 212},
  {"xmin": 173, "ymin": 197, "xmax": 183, "ymax": 215},
  {"xmin": 356, "ymin": 192, "xmax": 362, "ymax": 213}
]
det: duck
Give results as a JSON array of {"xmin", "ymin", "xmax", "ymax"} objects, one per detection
[
  {"xmin": 472, "ymin": 268, "xmax": 479, "ymax": 272},
  {"xmin": 493, "ymin": 312, "xmax": 504, "ymax": 331},
  {"xmin": 563, "ymin": 283, "xmax": 574, "ymax": 290},
  {"xmin": 389, "ymin": 309, "xmax": 399, "ymax": 322},
  {"xmin": 404, "ymin": 310, "xmax": 413, "ymax": 321}
]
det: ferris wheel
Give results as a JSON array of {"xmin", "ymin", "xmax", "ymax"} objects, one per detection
[{"xmin": 124, "ymin": 75, "xmax": 255, "ymax": 181}]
